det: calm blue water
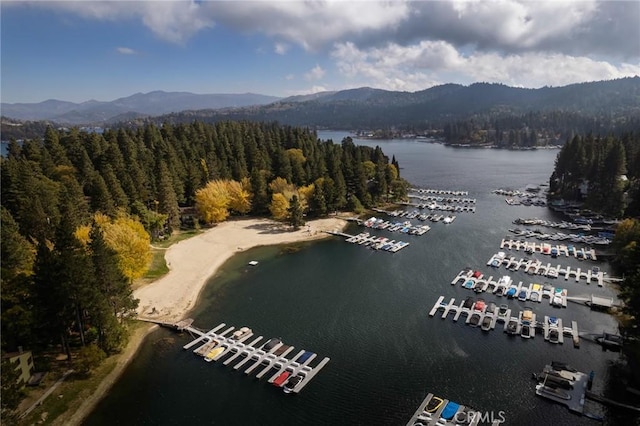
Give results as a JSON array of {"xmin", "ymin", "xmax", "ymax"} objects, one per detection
[{"xmin": 86, "ymin": 132, "xmax": 629, "ymax": 426}]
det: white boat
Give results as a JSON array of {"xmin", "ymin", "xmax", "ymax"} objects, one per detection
[
  {"xmin": 232, "ymin": 326, "xmax": 252, "ymax": 340},
  {"xmin": 248, "ymin": 261, "xmax": 259, "ymax": 266},
  {"xmin": 535, "ymin": 383, "xmax": 571, "ymax": 400},
  {"xmin": 497, "ymin": 304, "xmax": 509, "ymax": 322}
]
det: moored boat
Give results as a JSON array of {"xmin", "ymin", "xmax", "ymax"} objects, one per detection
[
  {"xmin": 204, "ymin": 346, "xmax": 225, "ymax": 362},
  {"xmin": 283, "ymin": 373, "xmax": 304, "ymax": 394},
  {"xmin": 481, "ymin": 315, "xmax": 493, "ymax": 331},
  {"xmin": 273, "ymin": 370, "xmax": 291, "ymax": 387},
  {"xmin": 469, "ymin": 312, "xmax": 482, "ymax": 327},
  {"xmin": 232, "ymin": 326, "xmax": 252, "ymax": 340},
  {"xmin": 497, "ymin": 304, "xmax": 509, "ymax": 322}
]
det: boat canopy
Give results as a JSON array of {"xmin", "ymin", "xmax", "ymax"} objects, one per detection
[{"xmin": 441, "ymin": 401, "xmax": 460, "ymax": 420}]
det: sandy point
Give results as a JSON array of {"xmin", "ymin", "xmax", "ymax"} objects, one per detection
[{"xmin": 134, "ymin": 217, "xmax": 348, "ymax": 323}]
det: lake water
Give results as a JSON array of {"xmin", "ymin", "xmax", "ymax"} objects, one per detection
[{"xmin": 86, "ymin": 132, "xmax": 628, "ymax": 425}]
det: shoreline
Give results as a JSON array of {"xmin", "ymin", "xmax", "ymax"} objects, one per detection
[
  {"xmin": 134, "ymin": 216, "xmax": 349, "ymax": 323},
  {"xmin": 62, "ymin": 216, "xmax": 348, "ymax": 425}
]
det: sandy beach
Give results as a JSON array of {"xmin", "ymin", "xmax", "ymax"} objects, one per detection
[{"xmin": 134, "ymin": 217, "xmax": 348, "ymax": 323}]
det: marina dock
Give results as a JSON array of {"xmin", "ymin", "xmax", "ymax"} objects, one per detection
[
  {"xmin": 428, "ymin": 297, "xmax": 579, "ymax": 347},
  {"xmin": 406, "ymin": 391, "xmax": 502, "ymax": 426},
  {"xmin": 487, "ymin": 253, "xmax": 604, "ymax": 286},
  {"xmin": 182, "ymin": 322, "xmax": 330, "ymax": 394},
  {"xmin": 533, "ymin": 363, "xmax": 590, "ymax": 414},
  {"xmin": 325, "ymin": 230, "xmax": 411, "ymax": 253},
  {"xmin": 450, "ymin": 269, "xmax": 568, "ymax": 306},
  {"xmin": 499, "ymin": 238, "xmax": 597, "ymax": 260},
  {"xmin": 362, "ymin": 217, "xmax": 431, "ymax": 236}
]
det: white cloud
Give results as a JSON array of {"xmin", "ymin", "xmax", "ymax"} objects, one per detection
[
  {"xmin": 274, "ymin": 42, "xmax": 289, "ymax": 55},
  {"xmin": 285, "ymin": 74, "xmax": 295, "ymax": 81},
  {"xmin": 32, "ymin": 1, "xmax": 214, "ymax": 44},
  {"xmin": 331, "ymin": 40, "xmax": 640, "ymax": 91},
  {"xmin": 172, "ymin": 0, "xmax": 411, "ymax": 50},
  {"xmin": 305, "ymin": 65, "xmax": 326, "ymax": 81},
  {"xmin": 116, "ymin": 47, "xmax": 137, "ymax": 55}
]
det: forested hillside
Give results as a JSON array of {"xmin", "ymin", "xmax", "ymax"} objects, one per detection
[
  {"xmin": 548, "ymin": 132, "xmax": 640, "ymax": 218},
  {"xmin": 144, "ymin": 78, "xmax": 640, "ymax": 134},
  {"xmin": 0, "ymin": 121, "xmax": 405, "ymax": 409}
]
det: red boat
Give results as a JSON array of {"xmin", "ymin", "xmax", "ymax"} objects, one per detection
[
  {"xmin": 473, "ymin": 299, "xmax": 486, "ymax": 312},
  {"xmin": 472, "ymin": 270, "xmax": 483, "ymax": 279},
  {"xmin": 273, "ymin": 371, "xmax": 291, "ymax": 387}
]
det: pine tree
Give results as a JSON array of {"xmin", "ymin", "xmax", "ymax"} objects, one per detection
[{"xmin": 287, "ymin": 195, "xmax": 304, "ymax": 229}]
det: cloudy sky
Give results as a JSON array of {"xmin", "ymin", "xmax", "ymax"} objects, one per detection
[{"xmin": 2, "ymin": 0, "xmax": 639, "ymax": 103}]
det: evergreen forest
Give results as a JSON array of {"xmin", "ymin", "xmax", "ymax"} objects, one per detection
[
  {"xmin": 548, "ymin": 132, "xmax": 640, "ymax": 218},
  {"xmin": 0, "ymin": 121, "xmax": 406, "ymax": 419}
]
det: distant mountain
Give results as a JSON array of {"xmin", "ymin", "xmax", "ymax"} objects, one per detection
[
  {"xmin": 150, "ymin": 77, "xmax": 640, "ymax": 130},
  {"xmin": 1, "ymin": 91, "xmax": 282, "ymax": 124}
]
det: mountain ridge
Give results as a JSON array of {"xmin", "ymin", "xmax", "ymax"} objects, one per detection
[
  {"xmin": 2, "ymin": 77, "xmax": 639, "ymax": 128},
  {"xmin": 1, "ymin": 91, "xmax": 282, "ymax": 124}
]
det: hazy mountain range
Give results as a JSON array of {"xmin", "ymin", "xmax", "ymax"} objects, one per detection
[
  {"xmin": 153, "ymin": 77, "xmax": 640, "ymax": 130},
  {"xmin": 2, "ymin": 77, "xmax": 639, "ymax": 128},
  {"xmin": 1, "ymin": 91, "xmax": 282, "ymax": 124}
]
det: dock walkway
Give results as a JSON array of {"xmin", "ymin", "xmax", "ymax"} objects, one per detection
[
  {"xmin": 182, "ymin": 322, "xmax": 330, "ymax": 394},
  {"xmin": 325, "ymin": 231, "xmax": 411, "ymax": 253},
  {"xmin": 427, "ymin": 296, "xmax": 579, "ymax": 348},
  {"xmin": 487, "ymin": 253, "xmax": 604, "ymax": 286}
]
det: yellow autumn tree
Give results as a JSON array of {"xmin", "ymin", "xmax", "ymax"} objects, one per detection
[
  {"xmin": 103, "ymin": 216, "xmax": 152, "ymax": 281},
  {"xmin": 74, "ymin": 224, "xmax": 92, "ymax": 246},
  {"xmin": 286, "ymin": 148, "xmax": 306, "ymax": 164},
  {"xmin": 298, "ymin": 183, "xmax": 314, "ymax": 212},
  {"xmin": 269, "ymin": 177, "xmax": 294, "ymax": 195},
  {"xmin": 269, "ymin": 193, "xmax": 290, "ymax": 220},
  {"xmin": 75, "ymin": 212, "xmax": 151, "ymax": 281},
  {"xmin": 228, "ymin": 179, "xmax": 252, "ymax": 214},
  {"xmin": 195, "ymin": 179, "xmax": 231, "ymax": 223}
]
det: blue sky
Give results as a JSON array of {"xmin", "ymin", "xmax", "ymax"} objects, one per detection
[{"xmin": 2, "ymin": 1, "xmax": 639, "ymax": 104}]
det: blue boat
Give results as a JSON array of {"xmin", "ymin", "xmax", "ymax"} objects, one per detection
[
  {"xmin": 506, "ymin": 287, "xmax": 517, "ymax": 298},
  {"xmin": 464, "ymin": 280, "xmax": 474, "ymax": 289},
  {"xmin": 440, "ymin": 401, "xmax": 460, "ymax": 420},
  {"xmin": 296, "ymin": 351, "xmax": 315, "ymax": 363}
]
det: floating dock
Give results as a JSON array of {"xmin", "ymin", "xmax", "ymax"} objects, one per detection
[
  {"xmin": 406, "ymin": 392, "xmax": 503, "ymax": 426},
  {"xmin": 487, "ymin": 253, "xmax": 604, "ymax": 286},
  {"xmin": 182, "ymin": 322, "xmax": 330, "ymax": 394},
  {"xmin": 533, "ymin": 363, "xmax": 590, "ymax": 414},
  {"xmin": 325, "ymin": 231, "xmax": 410, "ymax": 253},
  {"xmin": 509, "ymin": 228, "xmax": 611, "ymax": 246},
  {"xmin": 410, "ymin": 188, "xmax": 469, "ymax": 196},
  {"xmin": 499, "ymin": 238, "xmax": 597, "ymax": 260},
  {"xmin": 362, "ymin": 217, "xmax": 431, "ymax": 236},
  {"xmin": 450, "ymin": 269, "xmax": 568, "ymax": 306},
  {"xmin": 427, "ymin": 297, "xmax": 579, "ymax": 348}
]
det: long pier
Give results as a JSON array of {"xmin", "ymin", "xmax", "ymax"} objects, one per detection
[{"xmin": 182, "ymin": 322, "xmax": 330, "ymax": 394}]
